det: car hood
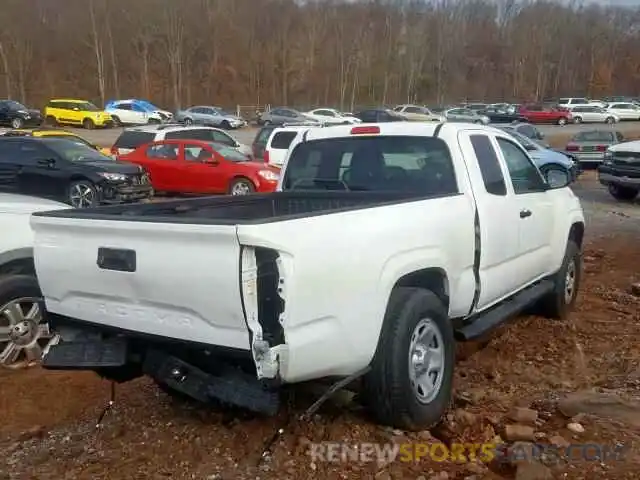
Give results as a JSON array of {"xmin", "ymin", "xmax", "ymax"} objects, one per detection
[
  {"xmin": 608, "ymin": 140, "xmax": 640, "ymax": 153},
  {"xmin": 530, "ymin": 149, "xmax": 574, "ymax": 169},
  {"xmin": 78, "ymin": 159, "xmax": 143, "ymax": 174}
]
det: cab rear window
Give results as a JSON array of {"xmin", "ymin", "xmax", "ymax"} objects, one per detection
[
  {"xmin": 114, "ymin": 131, "xmax": 155, "ymax": 149},
  {"xmin": 282, "ymin": 136, "xmax": 457, "ymax": 195}
]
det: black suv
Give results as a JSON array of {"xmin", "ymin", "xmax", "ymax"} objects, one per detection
[
  {"xmin": 0, "ymin": 137, "xmax": 153, "ymax": 208},
  {"xmin": 0, "ymin": 100, "xmax": 43, "ymax": 129}
]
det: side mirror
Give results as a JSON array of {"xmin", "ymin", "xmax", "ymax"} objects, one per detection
[
  {"xmin": 37, "ymin": 158, "xmax": 55, "ymax": 167},
  {"xmin": 543, "ymin": 168, "xmax": 571, "ymax": 189}
]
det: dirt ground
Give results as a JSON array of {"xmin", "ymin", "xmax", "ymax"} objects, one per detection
[{"xmin": 2, "ymin": 133, "xmax": 639, "ymax": 480}]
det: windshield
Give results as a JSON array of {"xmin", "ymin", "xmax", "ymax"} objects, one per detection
[
  {"xmin": 282, "ymin": 136, "xmax": 457, "ymax": 195},
  {"xmin": 138, "ymin": 100, "xmax": 159, "ymax": 111},
  {"xmin": 75, "ymin": 102, "xmax": 100, "ymax": 112},
  {"xmin": 2, "ymin": 100, "xmax": 27, "ymax": 111},
  {"xmin": 45, "ymin": 139, "xmax": 113, "ymax": 162},
  {"xmin": 208, "ymin": 142, "xmax": 248, "ymax": 162},
  {"xmin": 45, "ymin": 134, "xmax": 96, "ymax": 149}
]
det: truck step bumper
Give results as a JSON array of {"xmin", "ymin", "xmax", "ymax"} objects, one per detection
[
  {"xmin": 42, "ymin": 339, "xmax": 128, "ymax": 369},
  {"xmin": 143, "ymin": 350, "xmax": 280, "ymax": 416}
]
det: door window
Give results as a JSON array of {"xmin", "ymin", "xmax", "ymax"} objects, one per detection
[
  {"xmin": 496, "ymin": 138, "xmax": 546, "ymax": 194},
  {"xmin": 146, "ymin": 143, "xmax": 178, "ymax": 160},
  {"xmin": 184, "ymin": 144, "xmax": 213, "ymax": 162},
  {"xmin": 470, "ymin": 135, "xmax": 506, "ymax": 196},
  {"xmin": 117, "ymin": 104, "xmax": 133, "ymax": 111}
]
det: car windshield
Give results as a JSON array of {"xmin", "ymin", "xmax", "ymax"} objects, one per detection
[
  {"xmin": 282, "ymin": 136, "xmax": 457, "ymax": 195},
  {"xmin": 2, "ymin": 100, "xmax": 27, "ymax": 110},
  {"xmin": 208, "ymin": 142, "xmax": 248, "ymax": 162},
  {"xmin": 45, "ymin": 134, "xmax": 96, "ymax": 149},
  {"xmin": 45, "ymin": 139, "xmax": 112, "ymax": 162},
  {"xmin": 75, "ymin": 102, "xmax": 100, "ymax": 112},
  {"xmin": 571, "ymin": 131, "xmax": 614, "ymax": 143}
]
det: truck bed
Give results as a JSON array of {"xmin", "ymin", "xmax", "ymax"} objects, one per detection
[{"xmin": 33, "ymin": 191, "xmax": 419, "ymax": 224}]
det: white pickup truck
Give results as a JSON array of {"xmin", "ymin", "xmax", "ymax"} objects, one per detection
[
  {"xmin": 0, "ymin": 194, "xmax": 67, "ymax": 368},
  {"xmin": 33, "ymin": 122, "xmax": 584, "ymax": 430}
]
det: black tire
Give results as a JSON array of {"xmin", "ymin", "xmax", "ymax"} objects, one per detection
[
  {"xmin": 10, "ymin": 117, "xmax": 24, "ymax": 129},
  {"xmin": 608, "ymin": 184, "xmax": 639, "ymax": 201},
  {"xmin": 363, "ymin": 287, "xmax": 455, "ymax": 431},
  {"xmin": 537, "ymin": 240, "xmax": 581, "ymax": 320},
  {"xmin": 605, "ymin": 117, "xmax": 615, "ymax": 124},
  {"xmin": 82, "ymin": 118, "xmax": 95, "ymax": 130},
  {"xmin": 573, "ymin": 116, "xmax": 582, "ymax": 124},
  {"xmin": 67, "ymin": 180, "xmax": 99, "ymax": 208},
  {"xmin": 228, "ymin": 178, "xmax": 255, "ymax": 196},
  {"xmin": 183, "ymin": 118, "xmax": 193, "ymax": 126},
  {"xmin": 110, "ymin": 115, "xmax": 121, "ymax": 127},
  {"xmin": 557, "ymin": 117, "xmax": 568, "ymax": 126},
  {"xmin": 45, "ymin": 115, "xmax": 57, "ymax": 127},
  {"xmin": 221, "ymin": 120, "xmax": 231, "ymax": 130}
]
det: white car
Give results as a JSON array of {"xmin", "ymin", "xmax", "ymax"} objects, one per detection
[
  {"xmin": 558, "ymin": 97, "xmax": 606, "ymax": 109},
  {"xmin": 568, "ymin": 106, "xmax": 619, "ymax": 124},
  {"xmin": 605, "ymin": 102, "xmax": 640, "ymax": 121},
  {"xmin": 33, "ymin": 122, "xmax": 584, "ymax": 430},
  {"xmin": 393, "ymin": 105, "xmax": 445, "ymax": 122},
  {"xmin": 0, "ymin": 194, "xmax": 67, "ymax": 368},
  {"xmin": 110, "ymin": 124, "xmax": 252, "ymax": 157},
  {"xmin": 105, "ymin": 100, "xmax": 165, "ymax": 126},
  {"xmin": 263, "ymin": 125, "xmax": 314, "ymax": 168},
  {"xmin": 304, "ymin": 108, "xmax": 361, "ymax": 125}
]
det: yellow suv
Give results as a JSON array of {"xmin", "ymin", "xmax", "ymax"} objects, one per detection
[
  {"xmin": 3, "ymin": 128, "xmax": 112, "ymax": 155},
  {"xmin": 44, "ymin": 99, "xmax": 113, "ymax": 130}
]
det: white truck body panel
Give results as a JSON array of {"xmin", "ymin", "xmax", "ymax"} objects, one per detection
[{"xmin": 32, "ymin": 122, "xmax": 585, "ymax": 384}]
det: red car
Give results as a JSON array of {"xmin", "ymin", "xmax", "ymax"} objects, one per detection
[
  {"xmin": 118, "ymin": 139, "xmax": 280, "ymax": 195},
  {"xmin": 518, "ymin": 104, "xmax": 572, "ymax": 125}
]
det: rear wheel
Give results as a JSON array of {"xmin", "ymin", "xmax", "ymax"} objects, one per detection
[
  {"xmin": 605, "ymin": 116, "xmax": 615, "ymax": 124},
  {"xmin": 608, "ymin": 184, "xmax": 639, "ymax": 201},
  {"xmin": 68, "ymin": 180, "xmax": 99, "ymax": 208},
  {"xmin": 573, "ymin": 116, "xmax": 582, "ymax": 124},
  {"xmin": 10, "ymin": 118, "xmax": 24, "ymax": 129},
  {"xmin": 557, "ymin": 117, "xmax": 568, "ymax": 126},
  {"xmin": 82, "ymin": 118, "xmax": 95, "ymax": 130},
  {"xmin": 0, "ymin": 275, "xmax": 55, "ymax": 369},
  {"xmin": 221, "ymin": 120, "xmax": 231, "ymax": 130},
  {"xmin": 183, "ymin": 118, "xmax": 193, "ymax": 126},
  {"xmin": 229, "ymin": 178, "xmax": 255, "ymax": 196},
  {"xmin": 363, "ymin": 287, "xmax": 455, "ymax": 430}
]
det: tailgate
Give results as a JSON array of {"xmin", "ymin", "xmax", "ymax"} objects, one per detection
[{"xmin": 31, "ymin": 215, "xmax": 250, "ymax": 350}]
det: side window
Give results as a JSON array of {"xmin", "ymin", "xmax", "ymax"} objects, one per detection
[
  {"xmin": 358, "ymin": 111, "xmax": 376, "ymax": 122},
  {"xmin": 470, "ymin": 135, "xmax": 506, "ymax": 196},
  {"xmin": 146, "ymin": 143, "xmax": 178, "ymax": 160},
  {"xmin": 211, "ymin": 131, "xmax": 235, "ymax": 146},
  {"xmin": 118, "ymin": 104, "xmax": 133, "ymax": 111},
  {"xmin": 497, "ymin": 138, "xmax": 546, "ymax": 194},
  {"xmin": 184, "ymin": 144, "xmax": 213, "ymax": 162},
  {"xmin": 131, "ymin": 104, "xmax": 145, "ymax": 112},
  {"xmin": 270, "ymin": 131, "xmax": 297, "ymax": 149},
  {"xmin": 405, "ymin": 107, "xmax": 421, "ymax": 113}
]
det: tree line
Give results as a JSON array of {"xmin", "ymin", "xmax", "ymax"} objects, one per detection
[{"xmin": 1, "ymin": 0, "xmax": 639, "ymax": 112}]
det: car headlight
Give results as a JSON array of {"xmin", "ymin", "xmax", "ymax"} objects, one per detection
[
  {"xmin": 98, "ymin": 172, "xmax": 127, "ymax": 182},
  {"xmin": 603, "ymin": 150, "xmax": 613, "ymax": 165},
  {"xmin": 258, "ymin": 170, "xmax": 279, "ymax": 181}
]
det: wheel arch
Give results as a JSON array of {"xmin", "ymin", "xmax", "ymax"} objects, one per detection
[
  {"xmin": 392, "ymin": 268, "xmax": 450, "ymax": 312},
  {"xmin": 229, "ymin": 175, "xmax": 256, "ymax": 191},
  {"xmin": 568, "ymin": 221, "xmax": 585, "ymax": 249},
  {"xmin": 0, "ymin": 248, "xmax": 35, "ymax": 276}
]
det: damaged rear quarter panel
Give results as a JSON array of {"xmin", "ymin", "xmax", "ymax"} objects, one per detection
[{"xmin": 237, "ymin": 196, "xmax": 473, "ymax": 384}]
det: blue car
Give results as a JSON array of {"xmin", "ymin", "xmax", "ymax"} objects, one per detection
[
  {"xmin": 499, "ymin": 126, "xmax": 580, "ymax": 184},
  {"xmin": 104, "ymin": 99, "xmax": 173, "ymax": 126}
]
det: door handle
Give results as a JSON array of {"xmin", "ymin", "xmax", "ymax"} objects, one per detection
[{"xmin": 520, "ymin": 209, "xmax": 532, "ymax": 218}]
